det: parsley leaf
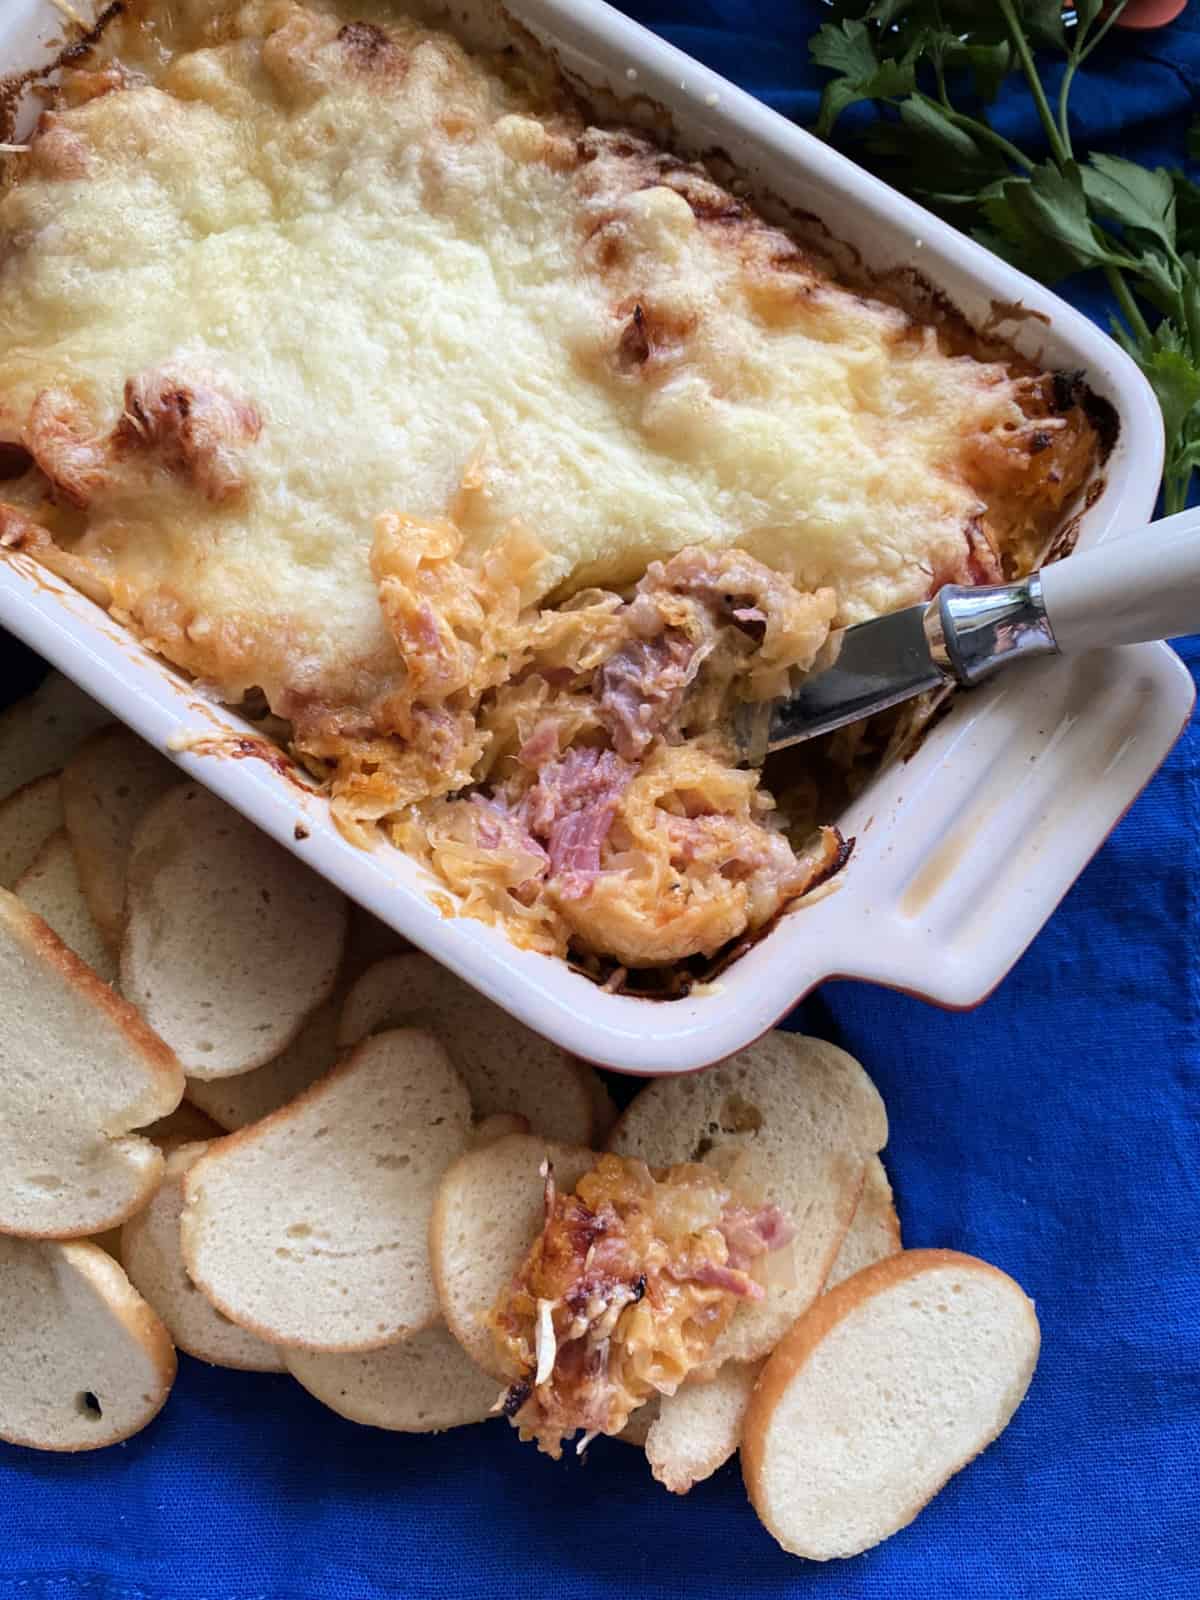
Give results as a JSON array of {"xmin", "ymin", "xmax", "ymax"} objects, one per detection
[
  {"xmin": 809, "ymin": 21, "xmax": 918, "ymax": 137},
  {"xmin": 809, "ymin": 18, "xmax": 879, "ymax": 80},
  {"xmin": 985, "ymin": 162, "xmax": 1134, "ymax": 276},
  {"xmin": 1136, "ymin": 336, "xmax": 1200, "ymax": 449},
  {"xmin": 1081, "ymin": 154, "xmax": 1177, "ymax": 252},
  {"xmin": 866, "ymin": 98, "xmax": 1015, "ymax": 206}
]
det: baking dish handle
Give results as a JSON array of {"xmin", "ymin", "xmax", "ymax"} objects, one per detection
[{"xmin": 1039, "ymin": 507, "xmax": 1200, "ymax": 654}]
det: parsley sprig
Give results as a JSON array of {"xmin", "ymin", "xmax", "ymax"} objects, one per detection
[{"xmin": 811, "ymin": 1, "xmax": 1200, "ymax": 514}]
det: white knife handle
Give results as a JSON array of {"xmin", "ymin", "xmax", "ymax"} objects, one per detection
[{"xmin": 1039, "ymin": 507, "xmax": 1200, "ymax": 654}]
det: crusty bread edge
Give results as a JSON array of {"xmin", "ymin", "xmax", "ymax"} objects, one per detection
[
  {"xmin": 121, "ymin": 1142, "xmax": 284, "ymax": 1374},
  {"xmin": 646, "ymin": 1360, "xmax": 763, "ymax": 1494},
  {"xmin": 60, "ymin": 726, "xmax": 136, "ymax": 950},
  {"xmin": 0, "ymin": 891, "xmax": 182, "ymax": 1106},
  {"xmin": 120, "ymin": 786, "xmax": 351, "ymax": 1080},
  {"xmin": 741, "ymin": 1248, "xmax": 1041, "ymax": 1560},
  {"xmin": 337, "ymin": 954, "xmax": 595, "ymax": 1144},
  {"xmin": 875, "ymin": 1161, "xmax": 903, "ymax": 1255},
  {"xmin": 603, "ymin": 1035, "xmax": 890, "ymax": 1159},
  {"xmin": 0, "ymin": 1241, "xmax": 176, "ymax": 1453},
  {"xmin": 0, "ymin": 891, "xmax": 183, "ymax": 1237},
  {"xmin": 282, "ymin": 1344, "xmax": 500, "ymax": 1433},
  {"xmin": 179, "ymin": 1028, "xmax": 464, "ymax": 1353}
]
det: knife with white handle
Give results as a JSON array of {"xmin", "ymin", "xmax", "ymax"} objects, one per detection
[{"xmin": 735, "ymin": 508, "xmax": 1200, "ymax": 762}]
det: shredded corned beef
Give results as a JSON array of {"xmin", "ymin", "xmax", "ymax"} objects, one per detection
[
  {"xmin": 595, "ymin": 628, "xmax": 708, "ymax": 760},
  {"xmin": 674, "ymin": 1259, "xmax": 765, "ymax": 1299},
  {"xmin": 517, "ymin": 719, "xmax": 560, "ymax": 769},
  {"xmin": 719, "ymin": 1203, "xmax": 795, "ymax": 1270},
  {"xmin": 470, "ymin": 795, "xmax": 548, "ymax": 874},
  {"xmin": 519, "ymin": 747, "xmax": 633, "ymax": 895}
]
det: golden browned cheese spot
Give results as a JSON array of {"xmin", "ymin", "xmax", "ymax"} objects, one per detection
[
  {"xmin": 336, "ymin": 20, "xmax": 408, "ymax": 79},
  {"xmin": 115, "ymin": 368, "xmax": 262, "ymax": 503}
]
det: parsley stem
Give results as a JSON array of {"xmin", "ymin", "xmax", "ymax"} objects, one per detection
[
  {"xmin": 922, "ymin": 99, "xmax": 1033, "ymax": 174},
  {"xmin": 1057, "ymin": 66, "xmax": 1075, "ymax": 161},
  {"xmin": 997, "ymin": 0, "xmax": 1069, "ymax": 167},
  {"xmin": 1104, "ymin": 264, "xmax": 1152, "ymax": 347}
]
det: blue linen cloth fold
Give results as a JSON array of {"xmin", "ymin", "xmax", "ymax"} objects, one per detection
[{"xmin": 1, "ymin": 4, "xmax": 1197, "ymax": 1595}]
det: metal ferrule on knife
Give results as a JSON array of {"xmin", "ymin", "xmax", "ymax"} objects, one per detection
[{"xmin": 734, "ymin": 574, "xmax": 1062, "ymax": 763}]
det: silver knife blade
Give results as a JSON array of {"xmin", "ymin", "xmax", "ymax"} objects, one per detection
[{"xmin": 734, "ymin": 602, "xmax": 947, "ymax": 763}]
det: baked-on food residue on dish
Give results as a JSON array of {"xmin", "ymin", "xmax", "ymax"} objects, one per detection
[{"xmin": 0, "ymin": 0, "xmax": 1104, "ymax": 974}]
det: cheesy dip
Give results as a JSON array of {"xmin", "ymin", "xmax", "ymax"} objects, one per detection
[
  {"xmin": 0, "ymin": 0, "xmax": 1102, "ymax": 973},
  {"xmin": 490, "ymin": 1152, "xmax": 792, "ymax": 1457}
]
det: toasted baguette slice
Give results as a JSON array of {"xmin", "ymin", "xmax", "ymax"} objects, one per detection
[
  {"xmin": 0, "ymin": 1237, "xmax": 175, "ymax": 1451},
  {"xmin": 609, "ymin": 1032, "xmax": 887, "ymax": 1368},
  {"xmin": 0, "ymin": 889, "xmax": 183, "ymax": 1236},
  {"xmin": 742, "ymin": 1249, "xmax": 1041, "ymax": 1561},
  {"xmin": 92, "ymin": 1103, "xmax": 226, "ymax": 1264},
  {"xmin": 181, "ymin": 1029, "xmax": 470, "ymax": 1351},
  {"xmin": 15, "ymin": 829, "xmax": 116, "ymax": 983},
  {"xmin": 122, "ymin": 1143, "xmax": 282, "ymax": 1372},
  {"xmin": 632, "ymin": 1360, "xmax": 762, "ymax": 1493},
  {"xmin": 185, "ymin": 998, "xmax": 340, "ymax": 1131},
  {"xmin": 0, "ymin": 772, "xmax": 64, "ymax": 889},
  {"xmin": 430, "ymin": 1134, "xmax": 595, "ymax": 1379},
  {"xmin": 338, "ymin": 954, "xmax": 594, "ymax": 1143},
  {"xmin": 825, "ymin": 1156, "xmax": 901, "ymax": 1290},
  {"xmin": 285, "ymin": 1324, "xmax": 499, "ymax": 1432},
  {"xmin": 61, "ymin": 726, "xmax": 179, "ymax": 949},
  {"xmin": 91, "ymin": 1106, "xmax": 223, "ymax": 1266},
  {"xmin": 0, "ymin": 674, "xmax": 110, "ymax": 804},
  {"xmin": 121, "ymin": 784, "xmax": 348, "ymax": 1079}
]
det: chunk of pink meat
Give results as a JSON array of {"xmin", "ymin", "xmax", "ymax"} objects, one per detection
[
  {"xmin": 470, "ymin": 795, "xmax": 548, "ymax": 872},
  {"xmin": 518, "ymin": 747, "xmax": 634, "ymax": 897},
  {"xmin": 719, "ymin": 1204, "xmax": 795, "ymax": 1271},
  {"xmin": 518, "ymin": 719, "xmax": 560, "ymax": 769},
  {"xmin": 595, "ymin": 629, "xmax": 706, "ymax": 760},
  {"xmin": 670, "ymin": 1260, "xmax": 765, "ymax": 1300}
]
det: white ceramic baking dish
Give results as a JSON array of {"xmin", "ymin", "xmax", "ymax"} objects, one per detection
[{"xmin": 0, "ymin": 0, "xmax": 1193, "ymax": 1074}]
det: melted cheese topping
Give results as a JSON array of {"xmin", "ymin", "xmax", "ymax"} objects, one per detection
[
  {"xmin": 1, "ymin": 2, "xmax": 1088, "ymax": 696},
  {"xmin": 0, "ymin": 0, "xmax": 1099, "ymax": 969}
]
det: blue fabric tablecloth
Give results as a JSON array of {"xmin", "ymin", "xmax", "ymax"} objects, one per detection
[{"xmin": 2, "ymin": 4, "xmax": 1199, "ymax": 1596}]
